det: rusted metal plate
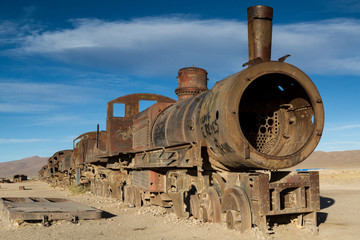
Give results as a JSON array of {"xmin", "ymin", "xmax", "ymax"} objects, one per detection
[
  {"xmin": 0, "ymin": 197, "xmax": 102, "ymax": 222},
  {"xmin": 133, "ymin": 102, "xmax": 173, "ymax": 151},
  {"xmin": 106, "ymin": 93, "xmax": 175, "ymax": 155},
  {"xmin": 132, "ymin": 170, "xmax": 164, "ymax": 192},
  {"xmin": 131, "ymin": 142, "xmax": 202, "ymax": 169}
]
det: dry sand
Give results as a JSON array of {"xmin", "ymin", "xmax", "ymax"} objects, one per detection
[{"xmin": 0, "ymin": 169, "xmax": 359, "ymax": 240}]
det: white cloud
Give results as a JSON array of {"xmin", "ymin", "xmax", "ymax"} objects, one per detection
[
  {"xmin": 327, "ymin": 124, "xmax": 360, "ymax": 131},
  {"xmin": 0, "ymin": 16, "xmax": 43, "ymax": 47},
  {"xmin": 23, "ymin": 114, "xmax": 105, "ymax": 127},
  {"xmin": 5, "ymin": 16, "xmax": 359, "ymax": 77},
  {"xmin": 0, "ymin": 81, "xmax": 103, "ymax": 113},
  {"xmin": 0, "ymin": 103, "xmax": 54, "ymax": 112},
  {"xmin": 15, "ymin": 17, "xmax": 247, "ymax": 76},
  {"xmin": 0, "ymin": 138, "xmax": 49, "ymax": 144},
  {"xmin": 60, "ymin": 135, "xmax": 80, "ymax": 143},
  {"xmin": 273, "ymin": 19, "xmax": 360, "ymax": 75},
  {"xmin": 0, "ymin": 82, "xmax": 88, "ymax": 103}
]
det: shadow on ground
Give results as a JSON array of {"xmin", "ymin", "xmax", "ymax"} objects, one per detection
[
  {"xmin": 317, "ymin": 196, "xmax": 335, "ymax": 225},
  {"xmin": 101, "ymin": 210, "xmax": 117, "ymax": 219}
]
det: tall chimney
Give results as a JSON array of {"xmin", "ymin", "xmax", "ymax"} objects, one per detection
[{"xmin": 247, "ymin": 5, "xmax": 273, "ymax": 62}]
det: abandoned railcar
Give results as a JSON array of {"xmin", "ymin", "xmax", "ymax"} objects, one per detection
[{"xmin": 39, "ymin": 5, "xmax": 324, "ymax": 232}]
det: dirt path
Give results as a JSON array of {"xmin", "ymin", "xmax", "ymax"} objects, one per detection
[{"xmin": 0, "ymin": 169, "xmax": 359, "ymax": 240}]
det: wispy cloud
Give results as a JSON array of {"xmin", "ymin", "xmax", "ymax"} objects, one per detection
[
  {"xmin": 10, "ymin": 17, "xmax": 247, "ymax": 76},
  {"xmin": 23, "ymin": 114, "xmax": 104, "ymax": 127},
  {"xmin": 2, "ymin": 16, "xmax": 358, "ymax": 77},
  {"xmin": 0, "ymin": 21, "xmax": 20, "ymax": 45},
  {"xmin": 60, "ymin": 135, "xmax": 80, "ymax": 143},
  {"xmin": 0, "ymin": 81, "xmax": 102, "ymax": 113},
  {"xmin": 0, "ymin": 103, "xmax": 54, "ymax": 113},
  {"xmin": 74, "ymin": 72, "xmax": 172, "ymax": 93},
  {"xmin": 0, "ymin": 12, "xmax": 43, "ymax": 48},
  {"xmin": 325, "ymin": 141, "xmax": 360, "ymax": 145},
  {"xmin": 273, "ymin": 19, "xmax": 360, "ymax": 75},
  {"xmin": 0, "ymin": 138, "xmax": 49, "ymax": 144},
  {"xmin": 327, "ymin": 124, "xmax": 360, "ymax": 131},
  {"xmin": 0, "ymin": 82, "xmax": 90, "ymax": 103}
]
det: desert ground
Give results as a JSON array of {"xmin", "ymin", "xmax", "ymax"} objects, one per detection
[{"xmin": 0, "ymin": 169, "xmax": 359, "ymax": 240}]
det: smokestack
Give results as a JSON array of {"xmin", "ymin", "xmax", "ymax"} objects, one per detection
[{"xmin": 247, "ymin": 5, "xmax": 273, "ymax": 63}]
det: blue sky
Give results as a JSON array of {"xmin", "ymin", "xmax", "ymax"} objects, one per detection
[{"xmin": 1, "ymin": 0, "xmax": 360, "ymax": 162}]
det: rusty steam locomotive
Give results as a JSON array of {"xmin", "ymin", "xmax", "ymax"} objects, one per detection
[{"xmin": 39, "ymin": 5, "xmax": 324, "ymax": 232}]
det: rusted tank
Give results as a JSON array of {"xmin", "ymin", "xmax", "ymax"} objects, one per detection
[{"xmin": 151, "ymin": 6, "xmax": 324, "ymax": 171}]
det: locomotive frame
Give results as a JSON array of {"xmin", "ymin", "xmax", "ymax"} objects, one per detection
[{"xmin": 39, "ymin": 5, "xmax": 324, "ymax": 233}]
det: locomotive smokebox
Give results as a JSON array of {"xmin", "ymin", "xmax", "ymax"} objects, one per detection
[
  {"xmin": 151, "ymin": 5, "xmax": 324, "ymax": 170},
  {"xmin": 175, "ymin": 67, "xmax": 208, "ymax": 100},
  {"xmin": 247, "ymin": 5, "xmax": 273, "ymax": 62}
]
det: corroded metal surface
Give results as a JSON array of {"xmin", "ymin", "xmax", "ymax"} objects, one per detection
[
  {"xmin": 132, "ymin": 102, "xmax": 174, "ymax": 151},
  {"xmin": 42, "ymin": 150, "xmax": 74, "ymax": 186},
  {"xmin": 175, "ymin": 67, "xmax": 208, "ymax": 100},
  {"xmin": 0, "ymin": 198, "xmax": 102, "ymax": 222},
  {"xmin": 222, "ymin": 187, "xmax": 252, "ymax": 232},
  {"xmin": 107, "ymin": 93, "xmax": 175, "ymax": 155},
  {"xmin": 149, "ymin": 5, "xmax": 324, "ymax": 170},
  {"xmin": 247, "ymin": 5, "xmax": 273, "ymax": 63},
  {"xmin": 152, "ymin": 61, "xmax": 324, "ymax": 170}
]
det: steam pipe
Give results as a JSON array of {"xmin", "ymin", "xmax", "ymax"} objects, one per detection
[{"xmin": 247, "ymin": 5, "xmax": 273, "ymax": 62}]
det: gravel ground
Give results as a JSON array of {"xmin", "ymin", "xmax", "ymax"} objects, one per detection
[{"xmin": 0, "ymin": 169, "xmax": 359, "ymax": 240}]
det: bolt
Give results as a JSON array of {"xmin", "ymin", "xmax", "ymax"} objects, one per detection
[
  {"xmin": 289, "ymin": 117, "xmax": 296, "ymax": 124},
  {"xmin": 283, "ymin": 134, "xmax": 290, "ymax": 139}
]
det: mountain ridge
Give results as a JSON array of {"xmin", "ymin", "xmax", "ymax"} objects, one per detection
[
  {"xmin": 0, "ymin": 156, "xmax": 48, "ymax": 178},
  {"xmin": 0, "ymin": 150, "xmax": 359, "ymax": 179}
]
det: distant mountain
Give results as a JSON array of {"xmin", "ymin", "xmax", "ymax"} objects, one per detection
[
  {"xmin": 0, "ymin": 156, "xmax": 48, "ymax": 179},
  {"xmin": 0, "ymin": 150, "xmax": 359, "ymax": 179},
  {"xmin": 287, "ymin": 150, "xmax": 360, "ymax": 170}
]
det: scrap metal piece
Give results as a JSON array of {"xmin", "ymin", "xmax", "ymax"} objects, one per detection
[
  {"xmin": 242, "ymin": 57, "xmax": 264, "ymax": 67},
  {"xmin": 42, "ymin": 215, "xmax": 51, "ymax": 227},
  {"xmin": 0, "ymin": 178, "xmax": 11, "ymax": 183},
  {"xmin": 278, "ymin": 54, "xmax": 291, "ymax": 62},
  {"xmin": 0, "ymin": 197, "xmax": 102, "ymax": 223},
  {"xmin": 13, "ymin": 174, "xmax": 27, "ymax": 182}
]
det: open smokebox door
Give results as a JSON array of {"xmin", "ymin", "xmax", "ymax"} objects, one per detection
[{"xmin": 0, "ymin": 197, "xmax": 103, "ymax": 226}]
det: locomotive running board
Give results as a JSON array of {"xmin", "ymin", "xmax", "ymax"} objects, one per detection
[
  {"xmin": 0, "ymin": 197, "xmax": 102, "ymax": 224},
  {"xmin": 130, "ymin": 141, "xmax": 203, "ymax": 169}
]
